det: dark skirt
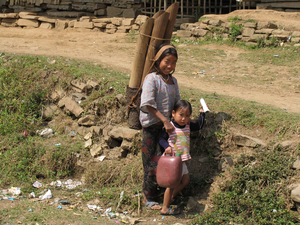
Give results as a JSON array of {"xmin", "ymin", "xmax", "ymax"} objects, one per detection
[{"xmin": 141, "ymin": 124, "xmax": 164, "ymax": 200}]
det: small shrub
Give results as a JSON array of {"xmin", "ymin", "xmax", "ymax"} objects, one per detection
[
  {"xmin": 228, "ymin": 16, "xmax": 242, "ymax": 22},
  {"xmin": 245, "ymin": 19, "xmax": 256, "ymax": 23},
  {"xmin": 229, "ymin": 23, "xmax": 243, "ymax": 41}
]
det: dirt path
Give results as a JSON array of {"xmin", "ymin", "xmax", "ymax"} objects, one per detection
[{"xmin": 0, "ymin": 24, "xmax": 299, "ymax": 113}]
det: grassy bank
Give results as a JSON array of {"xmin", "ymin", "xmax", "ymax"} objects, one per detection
[{"xmin": 0, "ymin": 51, "xmax": 300, "ymax": 224}]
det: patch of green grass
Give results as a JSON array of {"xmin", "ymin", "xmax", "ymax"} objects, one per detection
[
  {"xmin": 198, "ymin": 17, "xmax": 207, "ymax": 22},
  {"xmin": 191, "ymin": 147, "xmax": 298, "ymax": 224},
  {"xmin": 228, "ymin": 16, "xmax": 242, "ymax": 22},
  {"xmin": 245, "ymin": 19, "xmax": 256, "ymax": 23},
  {"xmin": 180, "ymin": 90, "xmax": 300, "ymax": 140}
]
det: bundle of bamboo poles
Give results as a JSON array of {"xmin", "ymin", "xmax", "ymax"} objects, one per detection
[{"xmin": 127, "ymin": 2, "xmax": 179, "ymax": 130}]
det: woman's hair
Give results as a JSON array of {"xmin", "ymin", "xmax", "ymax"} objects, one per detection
[
  {"xmin": 173, "ymin": 100, "xmax": 192, "ymax": 114},
  {"xmin": 150, "ymin": 43, "xmax": 178, "ymax": 74}
]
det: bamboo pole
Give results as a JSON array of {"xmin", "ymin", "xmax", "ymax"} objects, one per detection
[
  {"xmin": 229, "ymin": 0, "xmax": 232, "ymax": 12},
  {"xmin": 141, "ymin": 12, "xmax": 170, "ymax": 83},
  {"xmin": 204, "ymin": 0, "xmax": 206, "ymax": 15},
  {"xmin": 129, "ymin": 18, "xmax": 155, "ymax": 88},
  {"xmin": 209, "ymin": 0, "xmax": 211, "ymax": 14},
  {"xmin": 163, "ymin": 2, "xmax": 179, "ymax": 44},
  {"xmin": 220, "ymin": 0, "xmax": 222, "ymax": 14},
  {"xmin": 154, "ymin": 0, "xmax": 157, "ymax": 13}
]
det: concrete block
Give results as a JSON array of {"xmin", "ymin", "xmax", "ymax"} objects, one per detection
[
  {"xmin": 74, "ymin": 21, "xmax": 94, "ymax": 29},
  {"xmin": 177, "ymin": 30, "xmax": 192, "ymax": 38},
  {"xmin": 55, "ymin": 19, "xmax": 68, "ymax": 30},
  {"xmin": 107, "ymin": 6, "xmax": 123, "ymax": 17},
  {"xmin": 38, "ymin": 16, "xmax": 56, "ymax": 23},
  {"xmin": 93, "ymin": 22, "xmax": 106, "ymax": 28},
  {"xmin": 122, "ymin": 18, "xmax": 134, "ymax": 26},
  {"xmin": 242, "ymin": 27, "xmax": 255, "ymax": 37},
  {"xmin": 94, "ymin": 8, "xmax": 106, "ymax": 16},
  {"xmin": 39, "ymin": 22, "xmax": 54, "ymax": 29},
  {"xmin": 106, "ymin": 28, "xmax": 117, "ymax": 34},
  {"xmin": 17, "ymin": 18, "xmax": 39, "ymax": 27}
]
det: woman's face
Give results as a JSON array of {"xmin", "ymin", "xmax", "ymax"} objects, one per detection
[{"xmin": 158, "ymin": 54, "xmax": 177, "ymax": 76}]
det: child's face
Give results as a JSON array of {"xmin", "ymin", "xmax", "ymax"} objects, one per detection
[
  {"xmin": 158, "ymin": 54, "xmax": 177, "ymax": 76},
  {"xmin": 172, "ymin": 107, "xmax": 191, "ymax": 126}
]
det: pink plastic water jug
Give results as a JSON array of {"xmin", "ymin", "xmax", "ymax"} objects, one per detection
[{"xmin": 156, "ymin": 153, "xmax": 182, "ymax": 188}]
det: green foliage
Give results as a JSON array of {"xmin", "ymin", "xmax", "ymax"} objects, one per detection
[
  {"xmin": 245, "ymin": 19, "xmax": 256, "ymax": 23},
  {"xmin": 228, "ymin": 16, "xmax": 242, "ymax": 22},
  {"xmin": 198, "ymin": 17, "xmax": 207, "ymax": 22},
  {"xmin": 229, "ymin": 23, "xmax": 243, "ymax": 41},
  {"xmin": 192, "ymin": 148, "xmax": 298, "ymax": 224}
]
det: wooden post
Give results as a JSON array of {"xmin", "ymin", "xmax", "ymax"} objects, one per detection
[
  {"xmin": 186, "ymin": 0, "xmax": 188, "ymax": 15},
  {"xmin": 181, "ymin": 0, "xmax": 183, "ymax": 18},
  {"xmin": 154, "ymin": 0, "xmax": 157, "ymax": 13},
  {"xmin": 159, "ymin": 0, "xmax": 161, "ymax": 11},
  {"xmin": 215, "ymin": 0, "xmax": 217, "ymax": 14},
  {"xmin": 129, "ymin": 18, "xmax": 155, "ymax": 88},
  {"xmin": 243, "ymin": 2, "xmax": 245, "ymax": 9},
  {"xmin": 204, "ymin": 0, "xmax": 206, "ymax": 15},
  {"xmin": 229, "ymin": 0, "xmax": 232, "ymax": 12},
  {"xmin": 164, "ymin": 0, "xmax": 167, "ymax": 10},
  {"xmin": 163, "ymin": 2, "xmax": 180, "ymax": 43},
  {"xmin": 219, "ymin": 0, "xmax": 222, "ymax": 14},
  {"xmin": 209, "ymin": 0, "xmax": 211, "ymax": 14},
  {"xmin": 198, "ymin": 0, "xmax": 201, "ymax": 18},
  {"xmin": 142, "ymin": 12, "xmax": 170, "ymax": 83},
  {"xmin": 144, "ymin": 0, "xmax": 146, "ymax": 13},
  {"xmin": 192, "ymin": 0, "xmax": 194, "ymax": 17}
]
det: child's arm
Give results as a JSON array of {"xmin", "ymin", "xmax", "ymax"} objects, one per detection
[
  {"xmin": 159, "ymin": 128, "xmax": 172, "ymax": 154},
  {"xmin": 190, "ymin": 112, "xmax": 206, "ymax": 131}
]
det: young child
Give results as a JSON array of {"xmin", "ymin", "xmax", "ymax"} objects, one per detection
[
  {"xmin": 140, "ymin": 44, "xmax": 180, "ymax": 210},
  {"xmin": 159, "ymin": 99, "xmax": 206, "ymax": 215}
]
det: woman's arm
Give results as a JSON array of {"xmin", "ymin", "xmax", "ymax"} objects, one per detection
[{"xmin": 146, "ymin": 106, "xmax": 175, "ymax": 133}]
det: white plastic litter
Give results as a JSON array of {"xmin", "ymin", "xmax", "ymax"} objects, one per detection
[
  {"xmin": 200, "ymin": 98, "xmax": 210, "ymax": 112},
  {"xmin": 63, "ymin": 179, "xmax": 82, "ymax": 189},
  {"xmin": 37, "ymin": 128, "xmax": 54, "ymax": 138},
  {"xmin": 8, "ymin": 187, "xmax": 21, "ymax": 196},
  {"xmin": 50, "ymin": 180, "xmax": 62, "ymax": 187},
  {"xmin": 102, "ymin": 207, "xmax": 112, "ymax": 216},
  {"xmin": 39, "ymin": 189, "xmax": 52, "ymax": 200}
]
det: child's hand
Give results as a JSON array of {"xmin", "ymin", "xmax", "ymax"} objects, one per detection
[{"xmin": 165, "ymin": 146, "xmax": 172, "ymax": 154}]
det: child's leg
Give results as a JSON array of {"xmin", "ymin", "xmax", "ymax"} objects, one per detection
[
  {"xmin": 171, "ymin": 162, "xmax": 190, "ymax": 199},
  {"xmin": 161, "ymin": 187, "xmax": 173, "ymax": 213},
  {"xmin": 171, "ymin": 173, "xmax": 190, "ymax": 199}
]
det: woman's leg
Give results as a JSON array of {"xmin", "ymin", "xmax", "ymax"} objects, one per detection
[{"xmin": 142, "ymin": 125, "xmax": 163, "ymax": 209}]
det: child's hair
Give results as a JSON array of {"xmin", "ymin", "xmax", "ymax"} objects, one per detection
[
  {"xmin": 173, "ymin": 100, "xmax": 192, "ymax": 114},
  {"xmin": 151, "ymin": 43, "xmax": 178, "ymax": 74}
]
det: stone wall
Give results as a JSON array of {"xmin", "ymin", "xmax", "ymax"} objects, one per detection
[
  {"xmin": 177, "ymin": 18, "xmax": 300, "ymax": 45},
  {"xmin": 0, "ymin": 0, "xmax": 142, "ymax": 18},
  {"xmin": 0, "ymin": 11, "xmax": 149, "ymax": 33}
]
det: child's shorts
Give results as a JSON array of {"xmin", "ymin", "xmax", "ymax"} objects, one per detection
[{"xmin": 182, "ymin": 162, "xmax": 189, "ymax": 176}]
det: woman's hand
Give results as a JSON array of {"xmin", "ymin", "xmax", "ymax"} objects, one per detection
[{"xmin": 164, "ymin": 120, "xmax": 175, "ymax": 133}]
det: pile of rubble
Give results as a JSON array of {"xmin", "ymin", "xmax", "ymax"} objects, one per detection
[
  {"xmin": 41, "ymin": 77, "xmax": 140, "ymax": 161},
  {"xmin": 177, "ymin": 18, "xmax": 300, "ymax": 45},
  {"xmin": 0, "ymin": 12, "xmax": 149, "ymax": 33}
]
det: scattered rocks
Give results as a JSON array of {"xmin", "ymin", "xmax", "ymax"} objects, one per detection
[{"xmin": 233, "ymin": 133, "xmax": 266, "ymax": 148}]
